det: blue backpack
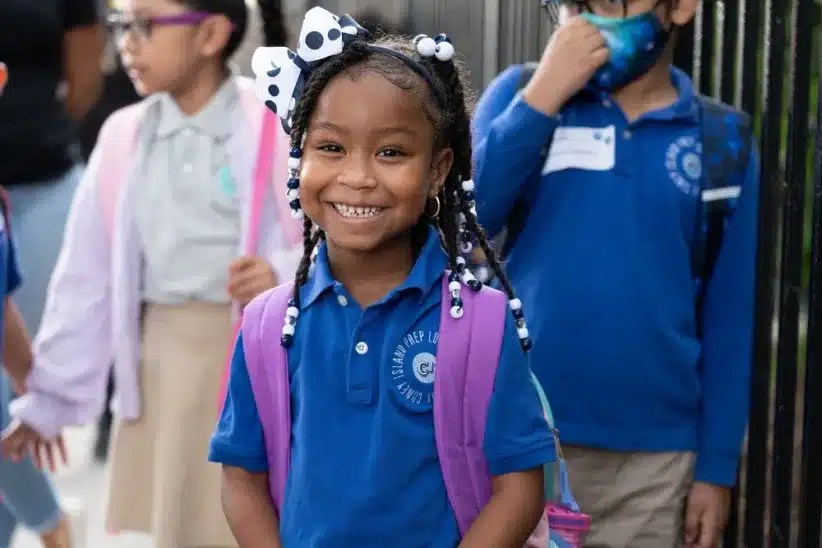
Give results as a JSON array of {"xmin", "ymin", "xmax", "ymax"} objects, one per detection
[{"xmin": 493, "ymin": 63, "xmax": 754, "ymax": 310}]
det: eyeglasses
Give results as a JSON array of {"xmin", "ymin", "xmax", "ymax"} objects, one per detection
[{"xmin": 105, "ymin": 9, "xmax": 213, "ymax": 45}]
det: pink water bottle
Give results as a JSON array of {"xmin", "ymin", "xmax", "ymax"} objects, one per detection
[{"xmin": 547, "ymin": 459, "xmax": 590, "ymax": 547}]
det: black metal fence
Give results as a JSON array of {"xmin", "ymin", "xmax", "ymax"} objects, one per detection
[{"xmin": 676, "ymin": 1, "xmax": 822, "ymax": 547}]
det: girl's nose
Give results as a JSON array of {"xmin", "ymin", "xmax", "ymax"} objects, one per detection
[{"xmin": 338, "ymin": 154, "xmax": 378, "ymax": 190}]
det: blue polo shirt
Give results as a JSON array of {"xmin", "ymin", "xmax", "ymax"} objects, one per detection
[
  {"xmin": 210, "ymin": 227, "xmax": 555, "ymax": 546},
  {"xmin": 0, "ymin": 203, "xmax": 21, "ymax": 328},
  {"xmin": 472, "ymin": 66, "xmax": 759, "ymax": 486}
]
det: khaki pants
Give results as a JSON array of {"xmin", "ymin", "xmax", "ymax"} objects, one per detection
[{"xmin": 565, "ymin": 446, "xmax": 695, "ymax": 548}]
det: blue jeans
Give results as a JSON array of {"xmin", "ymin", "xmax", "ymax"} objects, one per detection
[
  {"xmin": 0, "ymin": 375, "xmax": 63, "ymax": 545},
  {"xmin": 6, "ymin": 165, "xmax": 82, "ymax": 332}
]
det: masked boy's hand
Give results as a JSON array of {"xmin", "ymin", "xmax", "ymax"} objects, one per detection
[
  {"xmin": 227, "ymin": 256, "xmax": 278, "ymax": 307},
  {"xmin": 1, "ymin": 419, "xmax": 68, "ymax": 472},
  {"xmin": 523, "ymin": 16, "xmax": 609, "ymax": 116},
  {"xmin": 684, "ymin": 481, "xmax": 731, "ymax": 548}
]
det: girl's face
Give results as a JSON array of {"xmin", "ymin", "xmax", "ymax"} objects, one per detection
[
  {"xmin": 299, "ymin": 69, "xmax": 452, "ymax": 255},
  {"xmin": 114, "ymin": 0, "xmax": 228, "ymax": 96}
]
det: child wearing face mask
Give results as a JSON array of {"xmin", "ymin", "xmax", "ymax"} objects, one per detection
[
  {"xmin": 472, "ymin": 1, "xmax": 760, "ymax": 547},
  {"xmin": 0, "ymin": 0, "xmax": 301, "ymax": 546}
]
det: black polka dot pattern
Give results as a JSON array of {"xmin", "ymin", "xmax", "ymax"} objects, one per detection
[
  {"xmin": 305, "ymin": 30, "xmax": 324, "ymax": 50},
  {"xmin": 268, "ymin": 84, "xmax": 280, "ymax": 97},
  {"xmin": 265, "ymin": 100, "xmax": 277, "ymax": 114},
  {"xmin": 328, "ymin": 28, "xmax": 341, "ymax": 40},
  {"xmin": 266, "ymin": 65, "xmax": 281, "ymax": 78}
]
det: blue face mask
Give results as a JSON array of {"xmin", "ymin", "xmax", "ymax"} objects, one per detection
[{"xmin": 580, "ymin": 11, "xmax": 669, "ymax": 91}]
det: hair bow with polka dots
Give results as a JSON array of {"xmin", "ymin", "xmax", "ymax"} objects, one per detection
[{"xmin": 251, "ymin": 6, "xmax": 370, "ymax": 134}]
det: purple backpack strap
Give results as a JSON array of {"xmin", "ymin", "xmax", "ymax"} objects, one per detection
[
  {"xmin": 241, "ymin": 281, "xmax": 295, "ymax": 514},
  {"xmin": 434, "ymin": 276, "xmax": 506, "ymax": 536}
]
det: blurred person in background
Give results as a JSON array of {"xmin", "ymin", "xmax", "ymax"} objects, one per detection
[
  {"xmin": 2, "ymin": 0, "xmax": 299, "ymax": 545},
  {"xmin": 0, "ymin": 61, "xmax": 76, "ymax": 548}
]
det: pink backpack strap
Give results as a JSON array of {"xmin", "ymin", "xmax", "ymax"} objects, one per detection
[
  {"xmin": 434, "ymin": 277, "xmax": 505, "ymax": 536},
  {"xmin": 241, "ymin": 281, "xmax": 295, "ymax": 513},
  {"xmin": 236, "ymin": 83, "xmax": 302, "ymax": 248},
  {"xmin": 96, "ymin": 104, "xmax": 146, "ymax": 237}
]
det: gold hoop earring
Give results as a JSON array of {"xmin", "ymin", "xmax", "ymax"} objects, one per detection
[{"xmin": 426, "ymin": 196, "xmax": 441, "ymax": 218}]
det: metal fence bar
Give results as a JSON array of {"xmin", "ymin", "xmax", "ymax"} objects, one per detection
[
  {"xmin": 720, "ymin": 0, "xmax": 740, "ymax": 104},
  {"xmin": 797, "ymin": 26, "xmax": 822, "ymax": 548},
  {"xmin": 770, "ymin": 0, "xmax": 813, "ymax": 543},
  {"xmin": 746, "ymin": 0, "xmax": 783, "ymax": 544},
  {"xmin": 698, "ymin": 0, "xmax": 717, "ymax": 95}
]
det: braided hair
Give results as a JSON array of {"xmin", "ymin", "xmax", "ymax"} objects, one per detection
[{"xmin": 280, "ymin": 33, "xmax": 532, "ymax": 352}]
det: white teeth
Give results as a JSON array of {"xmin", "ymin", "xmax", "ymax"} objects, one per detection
[{"xmin": 332, "ymin": 203, "xmax": 384, "ymax": 219}]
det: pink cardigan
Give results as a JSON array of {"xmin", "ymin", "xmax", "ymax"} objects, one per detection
[{"xmin": 11, "ymin": 76, "xmax": 302, "ymax": 438}]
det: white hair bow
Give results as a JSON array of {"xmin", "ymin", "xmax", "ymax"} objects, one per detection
[{"xmin": 251, "ymin": 6, "xmax": 370, "ymax": 134}]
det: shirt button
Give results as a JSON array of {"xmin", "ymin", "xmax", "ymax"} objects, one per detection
[
  {"xmin": 355, "ymin": 341, "xmax": 368, "ymax": 355},
  {"xmin": 337, "ymin": 295, "xmax": 348, "ymax": 307},
  {"xmin": 623, "ymin": 130, "xmax": 632, "ymax": 140},
  {"xmin": 182, "ymin": 163, "xmax": 193, "ymax": 174},
  {"xmin": 182, "ymin": 127, "xmax": 194, "ymax": 138}
]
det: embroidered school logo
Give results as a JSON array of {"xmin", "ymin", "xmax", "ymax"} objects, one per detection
[
  {"xmin": 665, "ymin": 135, "xmax": 703, "ymax": 196},
  {"xmin": 391, "ymin": 330, "xmax": 439, "ymax": 411}
]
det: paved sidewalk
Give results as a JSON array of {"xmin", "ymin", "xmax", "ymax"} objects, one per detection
[{"xmin": 11, "ymin": 426, "xmax": 151, "ymax": 548}]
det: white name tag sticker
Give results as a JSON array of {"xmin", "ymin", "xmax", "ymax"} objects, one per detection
[{"xmin": 543, "ymin": 125, "xmax": 617, "ymax": 174}]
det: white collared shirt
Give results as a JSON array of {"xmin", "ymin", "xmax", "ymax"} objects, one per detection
[{"xmin": 136, "ymin": 77, "xmax": 241, "ymax": 304}]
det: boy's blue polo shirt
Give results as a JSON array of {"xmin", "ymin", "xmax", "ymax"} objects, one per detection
[
  {"xmin": 210, "ymin": 227, "xmax": 555, "ymax": 547},
  {"xmin": 472, "ymin": 66, "xmax": 759, "ymax": 486}
]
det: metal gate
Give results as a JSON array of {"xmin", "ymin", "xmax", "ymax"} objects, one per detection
[{"xmin": 677, "ymin": 1, "xmax": 821, "ymax": 546}]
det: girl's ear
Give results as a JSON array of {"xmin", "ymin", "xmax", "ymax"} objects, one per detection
[
  {"xmin": 429, "ymin": 147, "xmax": 454, "ymax": 198},
  {"xmin": 199, "ymin": 14, "xmax": 234, "ymax": 58}
]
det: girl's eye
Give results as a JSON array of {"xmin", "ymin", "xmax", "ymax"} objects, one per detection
[
  {"xmin": 317, "ymin": 143, "xmax": 343, "ymax": 153},
  {"xmin": 378, "ymin": 148, "xmax": 405, "ymax": 158}
]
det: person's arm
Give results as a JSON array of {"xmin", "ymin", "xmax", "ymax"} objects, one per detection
[
  {"xmin": 460, "ymin": 314, "xmax": 556, "ymax": 546},
  {"xmin": 694, "ymin": 146, "xmax": 760, "ymax": 486},
  {"xmin": 472, "ymin": 17, "xmax": 608, "ymax": 237},
  {"xmin": 221, "ymin": 466, "xmax": 282, "ymax": 547},
  {"xmin": 684, "ymin": 146, "xmax": 760, "ymax": 548},
  {"xmin": 8, "ymin": 117, "xmax": 116, "ymax": 439},
  {"xmin": 3, "ymin": 300, "xmax": 31, "ymax": 390},
  {"xmin": 471, "ymin": 66, "xmax": 557, "ymax": 238},
  {"xmin": 62, "ymin": 0, "xmax": 104, "ymax": 120},
  {"xmin": 2, "ymin": 228, "xmax": 29, "ymax": 390},
  {"xmin": 209, "ymin": 332, "xmax": 280, "ymax": 545}
]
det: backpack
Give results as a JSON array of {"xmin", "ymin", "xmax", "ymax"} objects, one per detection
[
  {"xmin": 240, "ymin": 277, "xmax": 582, "ymax": 545},
  {"xmin": 495, "ymin": 63, "xmax": 753, "ymax": 307}
]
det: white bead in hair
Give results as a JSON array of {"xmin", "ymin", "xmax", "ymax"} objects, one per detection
[
  {"xmin": 461, "ymin": 179, "xmax": 475, "ymax": 192},
  {"xmin": 450, "ymin": 306, "xmax": 464, "ymax": 319},
  {"xmin": 416, "ymin": 36, "xmax": 437, "ymax": 58},
  {"xmin": 509, "ymin": 298, "xmax": 522, "ymax": 311},
  {"xmin": 288, "ymin": 156, "xmax": 301, "ymax": 170},
  {"xmin": 286, "ymin": 306, "xmax": 299, "ymax": 319},
  {"xmin": 291, "ymin": 209, "xmax": 305, "ymax": 220},
  {"xmin": 517, "ymin": 326, "xmax": 530, "ymax": 339},
  {"xmin": 449, "ymin": 280, "xmax": 461, "ymax": 293},
  {"xmin": 286, "ymin": 189, "xmax": 299, "ymax": 201},
  {"xmin": 435, "ymin": 41, "xmax": 455, "ymax": 62},
  {"xmin": 282, "ymin": 323, "xmax": 295, "ymax": 337}
]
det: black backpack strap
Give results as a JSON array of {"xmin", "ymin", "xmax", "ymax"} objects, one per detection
[{"xmin": 694, "ymin": 95, "xmax": 753, "ymax": 313}]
